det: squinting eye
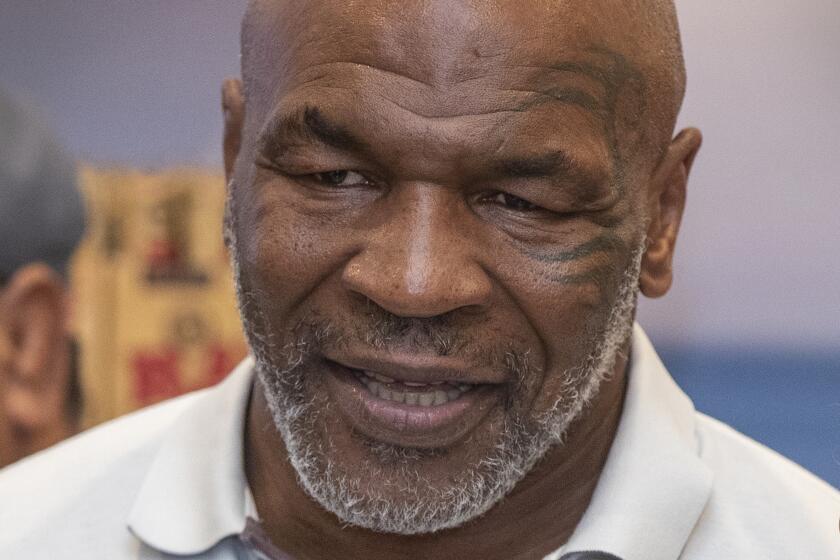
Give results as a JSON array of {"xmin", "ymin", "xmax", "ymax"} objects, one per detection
[
  {"xmin": 313, "ymin": 170, "xmax": 370, "ymax": 187},
  {"xmin": 491, "ymin": 192, "xmax": 541, "ymax": 212}
]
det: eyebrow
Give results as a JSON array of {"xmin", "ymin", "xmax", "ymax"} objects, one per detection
[
  {"xmin": 493, "ymin": 151, "xmax": 577, "ymax": 179},
  {"xmin": 258, "ymin": 105, "xmax": 366, "ymax": 159}
]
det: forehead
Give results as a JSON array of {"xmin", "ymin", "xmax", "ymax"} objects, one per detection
[
  {"xmin": 247, "ymin": 0, "xmax": 639, "ymax": 81},
  {"xmin": 244, "ymin": 0, "xmax": 647, "ymax": 170}
]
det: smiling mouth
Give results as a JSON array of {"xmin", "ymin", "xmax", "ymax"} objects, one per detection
[
  {"xmin": 323, "ymin": 360, "xmax": 503, "ymax": 448},
  {"xmin": 354, "ymin": 370, "xmax": 474, "ymax": 407}
]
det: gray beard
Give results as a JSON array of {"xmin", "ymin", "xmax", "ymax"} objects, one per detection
[{"xmin": 229, "ymin": 220, "xmax": 643, "ymax": 535}]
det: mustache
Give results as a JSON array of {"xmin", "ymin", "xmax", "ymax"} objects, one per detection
[
  {"xmin": 356, "ymin": 306, "xmax": 468, "ymax": 357},
  {"xmin": 275, "ymin": 305, "xmax": 535, "ymax": 386}
]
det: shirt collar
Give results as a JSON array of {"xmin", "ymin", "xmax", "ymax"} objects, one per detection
[
  {"xmin": 128, "ymin": 325, "xmax": 713, "ymax": 559},
  {"xmin": 551, "ymin": 324, "xmax": 714, "ymax": 560},
  {"xmin": 127, "ymin": 357, "xmax": 256, "ymax": 556}
]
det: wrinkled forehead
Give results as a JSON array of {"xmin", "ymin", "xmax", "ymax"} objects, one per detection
[
  {"xmin": 263, "ymin": 4, "xmax": 579, "ymax": 71},
  {"xmin": 246, "ymin": 0, "xmax": 649, "ymax": 103},
  {"xmin": 242, "ymin": 0, "xmax": 657, "ymax": 169}
]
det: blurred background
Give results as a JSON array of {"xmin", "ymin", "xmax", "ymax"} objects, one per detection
[{"xmin": 0, "ymin": 1, "xmax": 837, "ymax": 486}]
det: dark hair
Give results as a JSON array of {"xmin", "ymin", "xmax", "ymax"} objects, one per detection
[{"xmin": 0, "ymin": 88, "xmax": 86, "ymax": 284}]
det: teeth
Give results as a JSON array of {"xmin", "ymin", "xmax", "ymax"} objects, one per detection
[
  {"xmin": 358, "ymin": 375, "xmax": 471, "ymax": 407},
  {"xmin": 356, "ymin": 370, "xmax": 475, "ymax": 407},
  {"xmin": 369, "ymin": 371, "xmax": 395, "ymax": 384}
]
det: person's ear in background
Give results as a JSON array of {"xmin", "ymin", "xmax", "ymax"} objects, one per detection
[
  {"xmin": 0, "ymin": 265, "xmax": 78, "ymax": 466},
  {"xmin": 0, "ymin": 88, "xmax": 86, "ymax": 468}
]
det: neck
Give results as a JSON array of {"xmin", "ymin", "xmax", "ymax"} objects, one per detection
[{"xmin": 246, "ymin": 353, "xmax": 628, "ymax": 560}]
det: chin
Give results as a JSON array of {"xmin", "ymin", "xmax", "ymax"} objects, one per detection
[{"xmin": 255, "ymin": 353, "xmax": 584, "ymax": 535}]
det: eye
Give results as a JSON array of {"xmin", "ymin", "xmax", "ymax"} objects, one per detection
[
  {"xmin": 312, "ymin": 170, "xmax": 371, "ymax": 187},
  {"xmin": 490, "ymin": 192, "xmax": 542, "ymax": 212}
]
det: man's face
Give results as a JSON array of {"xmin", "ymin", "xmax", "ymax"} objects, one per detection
[{"xmin": 230, "ymin": 0, "xmax": 673, "ymax": 535}]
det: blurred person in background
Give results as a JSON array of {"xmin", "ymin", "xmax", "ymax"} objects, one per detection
[{"xmin": 0, "ymin": 88, "xmax": 85, "ymax": 468}]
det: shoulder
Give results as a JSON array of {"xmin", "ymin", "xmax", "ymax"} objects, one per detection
[
  {"xmin": 0, "ymin": 390, "xmax": 201, "ymax": 557},
  {"xmin": 686, "ymin": 413, "xmax": 840, "ymax": 558},
  {"xmin": 0, "ymin": 358, "xmax": 255, "ymax": 559}
]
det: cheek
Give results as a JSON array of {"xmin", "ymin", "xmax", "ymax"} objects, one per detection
[
  {"xmin": 499, "ymin": 256, "xmax": 609, "ymax": 352},
  {"xmin": 235, "ymin": 184, "xmax": 358, "ymax": 319},
  {"xmin": 491, "ymin": 252, "xmax": 620, "ymax": 409}
]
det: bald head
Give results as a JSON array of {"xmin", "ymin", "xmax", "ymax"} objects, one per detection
[{"xmin": 239, "ymin": 0, "xmax": 686, "ymax": 164}]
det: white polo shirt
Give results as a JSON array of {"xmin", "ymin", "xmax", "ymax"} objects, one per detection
[{"xmin": 1, "ymin": 325, "xmax": 837, "ymax": 559}]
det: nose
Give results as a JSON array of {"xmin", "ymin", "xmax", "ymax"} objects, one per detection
[{"xmin": 341, "ymin": 185, "xmax": 492, "ymax": 318}]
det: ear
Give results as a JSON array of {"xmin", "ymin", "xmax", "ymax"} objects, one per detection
[
  {"xmin": 0, "ymin": 263, "xmax": 71, "ymax": 439},
  {"xmin": 639, "ymin": 128, "xmax": 702, "ymax": 298},
  {"xmin": 222, "ymin": 78, "xmax": 246, "ymax": 184}
]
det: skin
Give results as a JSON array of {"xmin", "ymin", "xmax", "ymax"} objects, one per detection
[
  {"xmin": 0, "ymin": 264, "xmax": 76, "ymax": 468},
  {"xmin": 222, "ymin": 1, "xmax": 701, "ymax": 558}
]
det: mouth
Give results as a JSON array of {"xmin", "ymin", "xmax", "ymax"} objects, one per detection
[
  {"xmin": 355, "ymin": 369, "xmax": 473, "ymax": 406},
  {"xmin": 322, "ymin": 357, "xmax": 504, "ymax": 449}
]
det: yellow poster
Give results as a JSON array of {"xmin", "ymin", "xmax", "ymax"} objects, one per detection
[{"xmin": 72, "ymin": 168, "xmax": 248, "ymax": 427}]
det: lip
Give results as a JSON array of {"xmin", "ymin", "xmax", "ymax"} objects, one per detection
[
  {"xmin": 323, "ymin": 350, "xmax": 509, "ymax": 386},
  {"xmin": 323, "ymin": 358, "xmax": 503, "ymax": 448}
]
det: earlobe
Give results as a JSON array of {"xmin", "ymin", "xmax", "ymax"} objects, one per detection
[
  {"xmin": 639, "ymin": 128, "xmax": 702, "ymax": 299},
  {"xmin": 222, "ymin": 78, "xmax": 246, "ymax": 183}
]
